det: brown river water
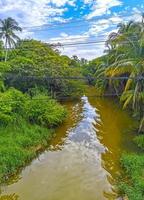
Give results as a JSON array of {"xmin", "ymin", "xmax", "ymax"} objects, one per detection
[{"xmin": 0, "ymin": 91, "xmax": 138, "ymax": 200}]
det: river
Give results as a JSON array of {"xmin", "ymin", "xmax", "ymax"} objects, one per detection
[{"xmin": 0, "ymin": 91, "xmax": 137, "ymax": 200}]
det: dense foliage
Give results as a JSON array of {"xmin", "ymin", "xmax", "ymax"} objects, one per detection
[
  {"xmin": 118, "ymin": 132, "xmax": 144, "ymax": 200},
  {"xmin": 85, "ymin": 18, "xmax": 144, "ymax": 132},
  {"xmin": 4, "ymin": 40, "xmax": 85, "ymax": 97},
  {"xmin": 0, "ymin": 88, "xmax": 66, "ymax": 126}
]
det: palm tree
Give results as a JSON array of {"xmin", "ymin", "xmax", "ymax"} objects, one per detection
[
  {"xmin": 105, "ymin": 21, "xmax": 144, "ymax": 132},
  {"xmin": 0, "ymin": 17, "xmax": 22, "ymax": 61}
]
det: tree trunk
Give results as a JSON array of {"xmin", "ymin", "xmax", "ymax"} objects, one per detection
[
  {"xmin": 5, "ymin": 48, "xmax": 8, "ymax": 62},
  {"xmin": 4, "ymin": 38, "xmax": 8, "ymax": 62}
]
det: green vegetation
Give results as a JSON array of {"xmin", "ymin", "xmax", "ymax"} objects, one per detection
[
  {"xmin": 0, "ymin": 88, "xmax": 66, "ymax": 182},
  {"xmin": 134, "ymin": 135, "xmax": 144, "ymax": 149},
  {"xmin": 0, "ymin": 18, "xmax": 86, "ymax": 183},
  {"xmin": 119, "ymin": 153, "xmax": 144, "ymax": 200},
  {"xmin": 0, "ymin": 120, "xmax": 53, "ymax": 182},
  {"xmin": 85, "ymin": 17, "xmax": 144, "ymax": 132},
  {"xmin": 0, "ymin": 88, "xmax": 66, "ymax": 127},
  {"xmin": 5, "ymin": 39, "xmax": 85, "ymax": 97},
  {"xmin": 118, "ymin": 134, "xmax": 144, "ymax": 200}
]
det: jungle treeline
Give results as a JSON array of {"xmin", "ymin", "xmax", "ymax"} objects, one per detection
[{"xmin": 85, "ymin": 19, "xmax": 144, "ymax": 133}]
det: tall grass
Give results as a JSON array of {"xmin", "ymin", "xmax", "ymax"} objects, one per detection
[
  {"xmin": 119, "ymin": 135, "xmax": 144, "ymax": 200},
  {"xmin": 0, "ymin": 119, "xmax": 54, "ymax": 183}
]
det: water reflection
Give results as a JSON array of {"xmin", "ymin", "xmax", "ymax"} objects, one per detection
[{"xmin": 0, "ymin": 194, "xmax": 19, "ymax": 200}]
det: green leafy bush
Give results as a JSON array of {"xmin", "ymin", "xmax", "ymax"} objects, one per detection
[
  {"xmin": 0, "ymin": 88, "xmax": 66, "ymax": 182},
  {"xmin": 134, "ymin": 135, "xmax": 144, "ymax": 150},
  {"xmin": 25, "ymin": 94, "xmax": 66, "ymax": 127},
  {"xmin": 0, "ymin": 88, "xmax": 28, "ymax": 125},
  {"xmin": 0, "ymin": 88, "xmax": 66, "ymax": 127}
]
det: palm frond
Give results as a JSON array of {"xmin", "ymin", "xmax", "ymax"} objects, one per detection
[
  {"xmin": 132, "ymin": 82, "xmax": 139, "ymax": 109},
  {"xmin": 139, "ymin": 116, "xmax": 144, "ymax": 133},
  {"xmin": 120, "ymin": 90, "xmax": 134, "ymax": 108},
  {"xmin": 124, "ymin": 72, "xmax": 135, "ymax": 91}
]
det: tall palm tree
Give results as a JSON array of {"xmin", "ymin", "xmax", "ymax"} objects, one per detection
[
  {"xmin": 105, "ymin": 21, "xmax": 144, "ymax": 132},
  {"xmin": 0, "ymin": 17, "xmax": 22, "ymax": 61}
]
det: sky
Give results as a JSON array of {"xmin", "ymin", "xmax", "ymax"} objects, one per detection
[{"xmin": 0, "ymin": 0, "xmax": 144, "ymax": 60}]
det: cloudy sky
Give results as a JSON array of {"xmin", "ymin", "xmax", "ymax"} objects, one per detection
[{"xmin": 0, "ymin": 0, "xmax": 144, "ymax": 60}]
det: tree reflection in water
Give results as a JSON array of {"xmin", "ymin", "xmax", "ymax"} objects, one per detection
[{"xmin": 0, "ymin": 194, "xmax": 19, "ymax": 200}]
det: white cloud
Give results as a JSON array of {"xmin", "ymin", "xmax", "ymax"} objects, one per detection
[
  {"xmin": 83, "ymin": 0, "xmax": 93, "ymax": 4},
  {"xmin": 18, "ymin": 30, "xmax": 34, "ymax": 39},
  {"xmin": 50, "ymin": 17, "xmax": 69, "ymax": 23},
  {"xmin": 58, "ymin": 43, "xmax": 106, "ymax": 60},
  {"xmin": 87, "ymin": 16, "xmax": 122, "ymax": 36},
  {"xmin": 48, "ymin": 32, "xmax": 107, "ymax": 60},
  {"xmin": 118, "ymin": 8, "xmax": 143, "ymax": 23},
  {"xmin": 50, "ymin": 0, "xmax": 76, "ymax": 7},
  {"xmin": 0, "ymin": 0, "xmax": 72, "ymax": 39},
  {"xmin": 0, "ymin": 0, "xmax": 69, "ymax": 28},
  {"xmin": 47, "ymin": 14, "xmax": 123, "ymax": 59},
  {"xmin": 88, "ymin": 23, "xmax": 110, "ymax": 36},
  {"xmin": 48, "ymin": 32, "xmax": 104, "ymax": 59},
  {"xmin": 49, "ymin": 33, "xmax": 89, "ymax": 44},
  {"xmin": 85, "ymin": 0, "xmax": 122, "ymax": 19}
]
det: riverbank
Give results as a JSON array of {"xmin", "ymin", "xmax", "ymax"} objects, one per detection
[
  {"xmin": 0, "ymin": 120, "xmax": 54, "ymax": 183},
  {"xmin": 118, "ymin": 133, "xmax": 144, "ymax": 200},
  {"xmin": 0, "ymin": 91, "xmax": 67, "ymax": 183}
]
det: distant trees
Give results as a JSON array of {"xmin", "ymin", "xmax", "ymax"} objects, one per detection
[{"xmin": 3, "ymin": 39, "xmax": 85, "ymax": 97}]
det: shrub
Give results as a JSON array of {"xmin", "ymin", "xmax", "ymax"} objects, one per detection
[
  {"xmin": 134, "ymin": 135, "xmax": 144, "ymax": 150},
  {"xmin": 0, "ymin": 88, "xmax": 28, "ymax": 125},
  {"xmin": 25, "ymin": 94, "xmax": 66, "ymax": 127}
]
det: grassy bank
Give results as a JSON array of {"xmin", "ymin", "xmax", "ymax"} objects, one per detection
[
  {"xmin": 0, "ymin": 120, "xmax": 54, "ymax": 183},
  {"xmin": 119, "ymin": 134, "xmax": 144, "ymax": 200},
  {"xmin": 0, "ymin": 89, "xmax": 67, "ymax": 183}
]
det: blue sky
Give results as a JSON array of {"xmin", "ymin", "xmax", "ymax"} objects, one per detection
[{"xmin": 0, "ymin": 0, "xmax": 144, "ymax": 59}]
